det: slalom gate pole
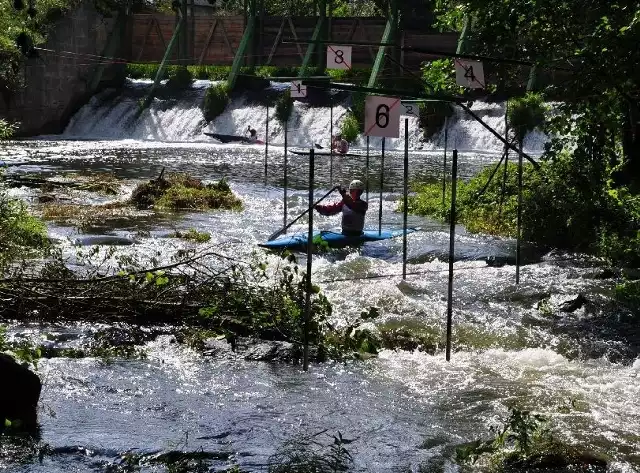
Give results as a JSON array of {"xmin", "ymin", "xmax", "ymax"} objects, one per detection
[
  {"xmin": 516, "ymin": 142, "xmax": 523, "ymax": 284},
  {"xmin": 442, "ymin": 117, "xmax": 448, "ymax": 207},
  {"xmin": 303, "ymin": 148, "xmax": 315, "ymax": 372},
  {"xmin": 329, "ymin": 98, "xmax": 334, "ymax": 186},
  {"xmin": 378, "ymin": 137, "xmax": 385, "ymax": 235},
  {"xmin": 403, "ymin": 119, "xmax": 409, "ymax": 279},
  {"xmin": 264, "ymin": 104, "xmax": 269, "ymax": 181},
  {"xmin": 366, "ymin": 136, "xmax": 370, "ymax": 201},
  {"xmin": 284, "ymin": 123, "xmax": 288, "ymax": 230},
  {"xmin": 446, "ymin": 149, "xmax": 458, "ymax": 362}
]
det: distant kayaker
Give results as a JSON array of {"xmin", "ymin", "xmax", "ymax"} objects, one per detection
[
  {"xmin": 315, "ymin": 179, "xmax": 368, "ymax": 236},
  {"xmin": 247, "ymin": 126, "xmax": 258, "ymax": 142},
  {"xmin": 331, "ymin": 134, "xmax": 349, "ymax": 155}
]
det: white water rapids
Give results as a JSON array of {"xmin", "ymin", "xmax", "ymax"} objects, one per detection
[
  {"xmin": 0, "ymin": 79, "xmax": 638, "ymax": 472},
  {"xmin": 63, "ymin": 79, "xmax": 547, "ymax": 154}
]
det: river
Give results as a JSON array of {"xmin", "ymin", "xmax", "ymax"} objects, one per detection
[{"xmin": 0, "ymin": 81, "xmax": 638, "ymax": 472}]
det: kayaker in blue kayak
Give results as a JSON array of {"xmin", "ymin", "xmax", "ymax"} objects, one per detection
[{"xmin": 315, "ymin": 179, "xmax": 368, "ymax": 236}]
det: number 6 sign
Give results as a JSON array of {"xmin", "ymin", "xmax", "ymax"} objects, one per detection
[
  {"xmin": 326, "ymin": 45, "xmax": 352, "ymax": 70},
  {"xmin": 364, "ymin": 96, "xmax": 401, "ymax": 138}
]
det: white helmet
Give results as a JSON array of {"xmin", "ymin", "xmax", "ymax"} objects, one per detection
[{"xmin": 349, "ymin": 179, "xmax": 365, "ymax": 192}]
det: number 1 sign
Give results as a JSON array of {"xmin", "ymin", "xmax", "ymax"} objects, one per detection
[
  {"xmin": 326, "ymin": 45, "xmax": 352, "ymax": 70},
  {"xmin": 364, "ymin": 96, "xmax": 401, "ymax": 138},
  {"xmin": 290, "ymin": 80, "xmax": 307, "ymax": 98}
]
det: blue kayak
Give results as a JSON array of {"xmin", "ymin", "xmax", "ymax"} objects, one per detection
[{"xmin": 259, "ymin": 228, "xmax": 417, "ymax": 251}]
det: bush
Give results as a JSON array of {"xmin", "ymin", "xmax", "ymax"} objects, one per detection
[
  {"xmin": 455, "ymin": 408, "xmax": 607, "ymax": 472},
  {"xmin": 0, "ymin": 191, "xmax": 50, "ymax": 273},
  {"xmin": 202, "ymin": 83, "xmax": 230, "ymax": 122},
  {"xmin": 166, "ymin": 66, "xmax": 193, "ymax": 89},
  {"xmin": 0, "ymin": 119, "xmax": 18, "ymax": 140},
  {"xmin": 275, "ymin": 89, "xmax": 294, "ymax": 124},
  {"xmin": 507, "ymin": 92, "xmax": 546, "ymax": 143},
  {"xmin": 339, "ymin": 112, "xmax": 360, "ymax": 143},
  {"xmin": 125, "ymin": 63, "xmax": 162, "ymax": 80},
  {"xmin": 130, "ymin": 173, "xmax": 242, "ymax": 211}
]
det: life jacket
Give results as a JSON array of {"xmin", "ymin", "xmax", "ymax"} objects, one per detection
[{"xmin": 341, "ymin": 200, "xmax": 366, "ymax": 233}]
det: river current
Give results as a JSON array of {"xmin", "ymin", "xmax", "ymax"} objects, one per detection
[{"xmin": 0, "ymin": 84, "xmax": 639, "ymax": 472}]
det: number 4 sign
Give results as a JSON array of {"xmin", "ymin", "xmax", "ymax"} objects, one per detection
[
  {"xmin": 326, "ymin": 45, "xmax": 352, "ymax": 70},
  {"xmin": 454, "ymin": 59, "xmax": 485, "ymax": 89},
  {"xmin": 364, "ymin": 96, "xmax": 401, "ymax": 138},
  {"xmin": 290, "ymin": 80, "xmax": 307, "ymax": 98}
]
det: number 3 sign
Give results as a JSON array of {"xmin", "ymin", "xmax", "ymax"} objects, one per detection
[
  {"xmin": 326, "ymin": 45, "xmax": 352, "ymax": 70},
  {"xmin": 364, "ymin": 96, "xmax": 401, "ymax": 138}
]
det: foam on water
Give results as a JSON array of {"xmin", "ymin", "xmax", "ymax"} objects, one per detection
[{"xmin": 62, "ymin": 79, "xmax": 548, "ymax": 153}]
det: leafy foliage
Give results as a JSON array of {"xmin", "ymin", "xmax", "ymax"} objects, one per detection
[
  {"xmin": 170, "ymin": 228, "xmax": 211, "ymax": 243},
  {"xmin": 166, "ymin": 65, "xmax": 193, "ymax": 90},
  {"xmin": 275, "ymin": 88, "xmax": 293, "ymax": 125},
  {"xmin": 455, "ymin": 408, "xmax": 607, "ymax": 472},
  {"xmin": 201, "ymin": 83, "xmax": 230, "ymax": 122},
  {"xmin": 0, "ymin": 119, "xmax": 18, "ymax": 140},
  {"xmin": 130, "ymin": 173, "xmax": 242, "ymax": 211},
  {"xmin": 507, "ymin": 93, "xmax": 546, "ymax": 144},
  {"xmin": 0, "ymin": 187, "xmax": 50, "ymax": 274},
  {"xmin": 339, "ymin": 112, "xmax": 360, "ymax": 143}
]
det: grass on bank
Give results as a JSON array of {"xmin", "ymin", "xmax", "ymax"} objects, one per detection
[{"xmin": 405, "ymin": 155, "xmax": 640, "ymax": 267}]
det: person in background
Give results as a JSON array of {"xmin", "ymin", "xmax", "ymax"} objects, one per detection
[
  {"xmin": 315, "ymin": 179, "xmax": 368, "ymax": 236},
  {"xmin": 246, "ymin": 126, "xmax": 264, "ymax": 144},
  {"xmin": 331, "ymin": 133, "xmax": 349, "ymax": 155}
]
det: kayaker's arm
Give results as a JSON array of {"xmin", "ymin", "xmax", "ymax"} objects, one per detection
[{"xmin": 315, "ymin": 201, "xmax": 344, "ymax": 216}]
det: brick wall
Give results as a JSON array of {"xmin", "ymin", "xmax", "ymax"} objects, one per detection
[{"xmin": 129, "ymin": 13, "xmax": 458, "ymax": 71}]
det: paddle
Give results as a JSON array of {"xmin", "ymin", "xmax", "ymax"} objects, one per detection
[{"xmin": 268, "ymin": 185, "xmax": 340, "ymax": 241}]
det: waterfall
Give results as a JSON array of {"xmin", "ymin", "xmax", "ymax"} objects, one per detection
[{"xmin": 63, "ymin": 78, "xmax": 548, "ymax": 154}]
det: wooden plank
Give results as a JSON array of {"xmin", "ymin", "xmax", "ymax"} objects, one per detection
[
  {"xmin": 135, "ymin": 17, "xmax": 155, "ymax": 61},
  {"xmin": 197, "ymin": 18, "xmax": 218, "ymax": 65},
  {"xmin": 287, "ymin": 17, "xmax": 304, "ymax": 60},
  {"xmin": 266, "ymin": 17, "xmax": 285, "ymax": 64},
  {"xmin": 219, "ymin": 18, "xmax": 236, "ymax": 56}
]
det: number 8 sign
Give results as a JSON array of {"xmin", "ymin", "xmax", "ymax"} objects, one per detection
[
  {"xmin": 364, "ymin": 96, "xmax": 401, "ymax": 138},
  {"xmin": 326, "ymin": 45, "xmax": 352, "ymax": 70}
]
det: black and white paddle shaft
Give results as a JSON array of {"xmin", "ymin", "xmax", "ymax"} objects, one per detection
[{"xmin": 267, "ymin": 185, "xmax": 339, "ymax": 241}]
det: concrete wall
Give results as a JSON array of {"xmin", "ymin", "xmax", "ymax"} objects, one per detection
[{"xmin": 0, "ymin": 2, "xmax": 123, "ymax": 136}]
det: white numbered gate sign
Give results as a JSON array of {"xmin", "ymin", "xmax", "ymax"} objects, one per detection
[
  {"xmin": 364, "ymin": 96, "xmax": 402, "ymax": 138},
  {"xmin": 326, "ymin": 45, "xmax": 352, "ymax": 70},
  {"xmin": 454, "ymin": 59, "xmax": 485, "ymax": 89},
  {"xmin": 401, "ymin": 101, "xmax": 420, "ymax": 118},
  {"xmin": 290, "ymin": 80, "xmax": 307, "ymax": 98}
]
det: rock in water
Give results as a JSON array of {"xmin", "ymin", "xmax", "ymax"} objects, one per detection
[
  {"xmin": 559, "ymin": 293, "xmax": 589, "ymax": 313},
  {"xmin": 0, "ymin": 353, "xmax": 41, "ymax": 430}
]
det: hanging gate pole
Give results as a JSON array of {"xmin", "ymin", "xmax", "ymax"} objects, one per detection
[
  {"xmin": 378, "ymin": 138, "xmax": 385, "ymax": 235},
  {"xmin": 330, "ymin": 98, "xmax": 334, "ymax": 186},
  {"xmin": 284, "ymin": 123, "xmax": 288, "ymax": 230},
  {"xmin": 446, "ymin": 149, "xmax": 458, "ymax": 361},
  {"xmin": 366, "ymin": 136, "xmax": 370, "ymax": 202},
  {"xmin": 403, "ymin": 119, "xmax": 409, "ymax": 279},
  {"xmin": 516, "ymin": 143, "xmax": 523, "ymax": 284},
  {"xmin": 442, "ymin": 117, "xmax": 448, "ymax": 207},
  {"xmin": 264, "ymin": 105, "xmax": 269, "ymax": 181},
  {"xmin": 303, "ymin": 148, "xmax": 315, "ymax": 372}
]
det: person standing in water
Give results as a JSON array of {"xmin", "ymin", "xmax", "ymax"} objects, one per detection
[{"xmin": 315, "ymin": 180, "xmax": 367, "ymax": 236}]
